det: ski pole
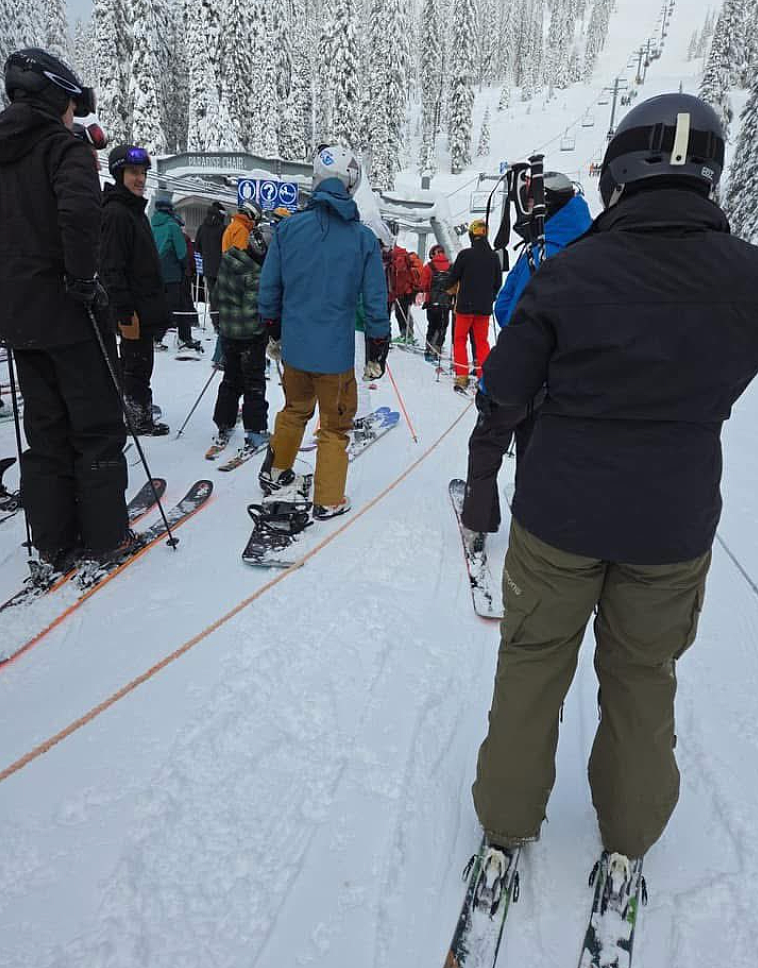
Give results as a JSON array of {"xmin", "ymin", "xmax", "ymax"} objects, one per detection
[
  {"xmin": 6, "ymin": 346, "xmax": 32, "ymax": 551},
  {"xmin": 528, "ymin": 153, "xmax": 547, "ymax": 266},
  {"xmin": 175, "ymin": 366, "xmax": 220, "ymax": 439},
  {"xmin": 386, "ymin": 362, "xmax": 418, "ymax": 443},
  {"xmin": 86, "ymin": 307, "xmax": 178, "ymax": 549}
]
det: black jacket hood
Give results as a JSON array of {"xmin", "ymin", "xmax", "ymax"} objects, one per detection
[{"xmin": 0, "ymin": 102, "xmax": 67, "ymax": 166}]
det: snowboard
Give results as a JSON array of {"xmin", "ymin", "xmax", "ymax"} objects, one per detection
[
  {"xmin": 443, "ymin": 838, "xmax": 521, "ymax": 968},
  {"xmin": 0, "ymin": 456, "xmax": 20, "ymax": 518},
  {"xmin": 0, "ymin": 478, "xmax": 168, "ymax": 611},
  {"xmin": 299, "ymin": 407, "xmax": 397, "ymax": 453},
  {"xmin": 449, "ymin": 479, "xmax": 503, "ymax": 621},
  {"xmin": 0, "ymin": 400, "xmax": 22, "ymax": 422},
  {"xmin": 241, "ymin": 471, "xmax": 314, "ymax": 569},
  {"xmin": 348, "ymin": 408, "xmax": 399, "ymax": 461},
  {"xmin": 578, "ymin": 853, "xmax": 647, "ymax": 968},
  {"xmin": 0, "ymin": 480, "xmax": 212, "ymax": 669}
]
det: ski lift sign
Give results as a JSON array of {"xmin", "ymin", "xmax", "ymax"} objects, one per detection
[{"xmin": 237, "ymin": 177, "xmax": 300, "ymax": 212}]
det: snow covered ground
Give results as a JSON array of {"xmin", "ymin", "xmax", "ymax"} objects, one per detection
[{"xmin": 2, "ymin": 0, "xmax": 758, "ymax": 964}]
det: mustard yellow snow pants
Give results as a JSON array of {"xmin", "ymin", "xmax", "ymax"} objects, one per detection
[
  {"xmin": 270, "ymin": 365, "xmax": 357, "ymax": 507},
  {"xmin": 473, "ymin": 518, "xmax": 711, "ymax": 858}
]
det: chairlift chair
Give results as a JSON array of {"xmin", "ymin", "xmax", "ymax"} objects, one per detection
[
  {"xmin": 581, "ymin": 112, "xmax": 595, "ymax": 128},
  {"xmin": 598, "ymin": 95, "xmax": 610, "ymax": 106},
  {"xmin": 560, "ymin": 130, "xmax": 576, "ymax": 152}
]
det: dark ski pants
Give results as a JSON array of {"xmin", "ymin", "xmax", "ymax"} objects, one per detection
[
  {"xmin": 394, "ymin": 294, "xmax": 415, "ymax": 337},
  {"xmin": 119, "ymin": 330, "xmax": 155, "ymax": 412},
  {"xmin": 462, "ymin": 408, "xmax": 535, "ymax": 533},
  {"xmin": 473, "ymin": 518, "xmax": 711, "ymax": 858},
  {"xmin": 425, "ymin": 307, "xmax": 449, "ymax": 355},
  {"xmin": 213, "ymin": 335, "xmax": 268, "ymax": 433},
  {"xmin": 163, "ymin": 281, "xmax": 193, "ymax": 343},
  {"xmin": 14, "ymin": 339, "xmax": 128, "ymax": 556},
  {"xmin": 205, "ymin": 275, "xmax": 219, "ymax": 327}
]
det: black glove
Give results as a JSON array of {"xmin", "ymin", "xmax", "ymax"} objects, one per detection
[
  {"xmin": 367, "ymin": 335, "xmax": 390, "ymax": 378},
  {"xmin": 475, "ymin": 389, "xmax": 494, "ymax": 418},
  {"xmin": 65, "ymin": 275, "xmax": 109, "ymax": 310}
]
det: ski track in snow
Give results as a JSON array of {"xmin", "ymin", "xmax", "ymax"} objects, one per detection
[{"xmin": 3, "ymin": 1, "xmax": 758, "ymax": 963}]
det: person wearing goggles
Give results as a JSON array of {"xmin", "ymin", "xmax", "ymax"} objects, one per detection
[
  {"xmin": 0, "ymin": 47, "xmax": 131, "ymax": 574},
  {"xmin": 99, "ymin": 144, "xmax": 171, "ymax": 435}
]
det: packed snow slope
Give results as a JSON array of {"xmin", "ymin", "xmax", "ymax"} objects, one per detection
[{"xmin": 2, "ymin": 0, "xmax": 758, "ymax": 965}]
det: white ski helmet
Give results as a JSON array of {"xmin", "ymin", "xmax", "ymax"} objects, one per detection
[{"xmin": 313, "ymin": 144, "xmax": 362, "ymax": 196}]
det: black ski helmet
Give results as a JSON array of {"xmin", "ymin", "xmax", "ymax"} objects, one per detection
[
  {"xmin": 4, "ymin": 48, "xmax": 96, "ymax": 117},
  {"xmin": 599, "ymin": 93, "xmax": 725, "ymax": 208},
  {"xmin": 543, "ymin": 171, "xmax": 576, "ymax": 218},
  {"xmin": 108, "ymin": 144, "xmax": 152, "ymax": 182}
]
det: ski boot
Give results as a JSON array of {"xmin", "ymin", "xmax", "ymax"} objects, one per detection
[
  {"xmin": 313, "ymin": 496, "xmax": 351, "ymax": 520},
  {"xmin": 77, "ymin": 529, "xmax": 142, "ymax": 589}
]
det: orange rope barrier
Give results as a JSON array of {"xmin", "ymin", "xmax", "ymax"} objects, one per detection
[{"xmin": 0, "ymin": 400, "xmax": 474, "ymax": 785}]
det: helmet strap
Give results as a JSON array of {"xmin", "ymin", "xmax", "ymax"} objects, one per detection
[{"xmin": 608, "ymin": 184, "xmax": 625, "ymax": 208}]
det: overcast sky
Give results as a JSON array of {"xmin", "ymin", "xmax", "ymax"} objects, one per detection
[{"xmin": 69, "ymin": 0, "xmax": 93, "ymax": 25}]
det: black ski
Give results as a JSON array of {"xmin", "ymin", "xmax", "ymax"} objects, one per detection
[
  {"xmin": 449, "ymin": 480, "xmax": 502, "ymax": 620},
  {"xmin": 0, "ymin": 477, "xmax": 167, "ymax": 611},
  {"xmin": 578, "ymin": 852, "xmax": 647, "ymax": 968},
  {"xmin": 444, "ymin": 838, "xmax": 521, "ymax": 968},
  {"xmin": 0, "ymin": 480, "xmax": 212, "ymax": 668}
]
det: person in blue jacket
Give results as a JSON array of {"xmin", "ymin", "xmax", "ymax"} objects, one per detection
[
  {"xmin": 460, "ymin": 173, "xmax": 592, "ymax": 553},
  {"xmin": 257, "ymin": 144, "xmax": 390, "ymax": 520}
]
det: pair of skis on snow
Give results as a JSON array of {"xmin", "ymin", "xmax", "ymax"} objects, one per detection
[
  {"xmin": 241, "ymin": 407, "xmax": 400, "ymax": 568},
  {"xmin": 444, "ymin": 839, "xmax": 646, "ymax": 968},
  {"xmin": 448, "ymin": 480, "xmax": 647, "ymax": 966},
  {"xmin": 0, "ymin": 478, "xmax": 213, "ymax": 668}
]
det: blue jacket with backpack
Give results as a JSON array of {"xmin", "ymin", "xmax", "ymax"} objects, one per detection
[
  {"xmin": 494, "ymin": 194, "xmax": 593, "ymax": 327},
  {"xmin": 258, "ymin": 178, "xmax": 390, "ymax": 374}
]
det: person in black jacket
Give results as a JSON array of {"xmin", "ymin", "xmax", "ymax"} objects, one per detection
[
  {"xmin": 0, "ymin": 49, "xmax": 130, "ymax": 574},
  {"xmin": 444, "ymin": 219, "xmax": 502, "ymax": 390},
  {"xmin": 472, "ymin": 95, "xmax": 758, "ymax": 881},
  {"xmin": 195, "ymin": 202, "xmax": 226, "ymax": 318},
  {"xmin": 101, "ymin": 144, "xmax": 170, "ymax": 435}
]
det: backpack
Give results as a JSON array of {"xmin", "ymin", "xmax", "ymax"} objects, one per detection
[
  {"xmin": 429, "ymin": 266, "xmax": 453, "ymax": 309},
  {"xmin": 408, "ymin": 252, "xmax": 424, "ymax": 291}
]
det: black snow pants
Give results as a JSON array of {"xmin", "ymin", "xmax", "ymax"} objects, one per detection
[
  {"xmin": 394, "ymin": 293, "xmax": 415, "ymax": 337},
  {"xmin": 14, "ymin": 338, "xmax": 128, "ymax": 556},
  {"xmin": 164, "ymin": 281, "xmax": 193, "ymax": 343},
  {"xmin": 213, "ymin": 335, "xmax": 269, "ymax": 433},
  {"xmin": 461, "ymin": 405, "xmax": 536, "ymax": 534},
  {"xmin": 120, "ymin": 331, "xmax": 155, "ymax": 412},
  {"xmin": 425, "ymin": 306, "xmax": 450, "ymax": 355}
]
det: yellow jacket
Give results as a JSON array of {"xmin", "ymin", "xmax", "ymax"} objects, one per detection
[{"xmin": 222, "ymin": 213, "xmax": 254, "ymax": 253}]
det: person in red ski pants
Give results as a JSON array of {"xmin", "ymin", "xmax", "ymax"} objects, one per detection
[{"xmin": 454, "ymin": 313, "xmax": 490, "ymax": 379}]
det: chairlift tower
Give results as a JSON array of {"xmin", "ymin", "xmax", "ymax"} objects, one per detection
[{"xmin": 605, "ymin": 76, "xmax": 629, "ymax": 141}]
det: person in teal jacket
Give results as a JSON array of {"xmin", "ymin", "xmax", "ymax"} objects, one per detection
[
  {"xmin": 150, "ymin": 199, "xmax": 201, "ymax": 351},
  {"xmin": 461, "ymin": 174, "xmax": 592, "ymax": 553},
  {"xmin": 258, "ymin": 145, "xmax": 390, "ymax": 520}
]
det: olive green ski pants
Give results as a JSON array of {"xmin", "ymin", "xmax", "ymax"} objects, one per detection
[{"xmin": 473, "ymin": 518, "xmax": 710, "ymax": 858}]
